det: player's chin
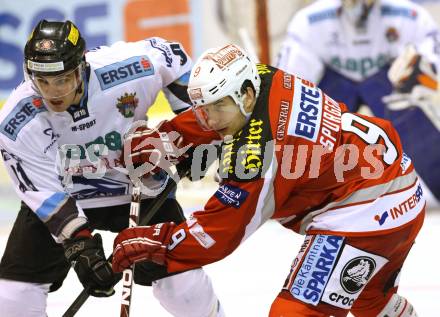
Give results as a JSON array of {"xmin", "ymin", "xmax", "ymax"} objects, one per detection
[
  {"xmin": 48, "ymin": 99, "xmax": 69, "ymax": 112},
  {"xmin": 215, "ymin": 127, "xmax": 228, "ymax": 135},
  {"xmin": 214, "ymin": 125, "xmax": 232, "ymax": 136}
]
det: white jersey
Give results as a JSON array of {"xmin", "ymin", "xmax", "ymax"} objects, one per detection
[
  {"xmin": 276, "ymin": 0, "xmax": 438, "ymax": 83},
  {"xmin": 0, "ymin": 37, "xmax": 192, "ymax": 240}
]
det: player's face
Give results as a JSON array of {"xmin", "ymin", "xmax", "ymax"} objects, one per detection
[
  {"xmin": 193, "ymin": 96, "xmax": 248, "ymax": 137},
  {"xmin": 31, "ymin": 66, "xmax": 83, "ymax": 112}
]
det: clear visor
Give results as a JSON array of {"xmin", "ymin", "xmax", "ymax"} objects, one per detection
[
  {"xmin": 30, "ymin": 64, "xmax": 82, "ymax": 100},
  {"xmin": 192, "ymin": 101, "xmax": 239, "ymax": 131}
]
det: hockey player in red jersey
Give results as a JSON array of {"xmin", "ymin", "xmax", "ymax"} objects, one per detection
[{"xmin": 113, "ymin": 44, "xmax": 424, "ymax": 316}]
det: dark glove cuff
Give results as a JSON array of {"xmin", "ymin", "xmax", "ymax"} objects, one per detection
[{"xmin": 63, "ymin": 231, "xmax": 101, "ymax": 263}]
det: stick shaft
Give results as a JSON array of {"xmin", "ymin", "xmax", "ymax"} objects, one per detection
[{"xmin": 119, "ymin": 186, "xmax": 141, "ymax": 317}]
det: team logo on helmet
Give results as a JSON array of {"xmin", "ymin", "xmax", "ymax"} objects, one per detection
[
  {"xmin": 205, "ymin": 44, "xmax": 244, "ymax": 70},
  {"xmin": 340, "ymin": 256, "xmax": 376, "ymax": 294},
  {"xmin": 36, "ymin": 39, "xmax": 55, "ymax": 52},
  {"xmin": 116, "ymin": 92, "xmax": 139, "ymax": 118},
  {"xmin": 189, "ymin": 88, "xmax": 203, "ymax": 100}
]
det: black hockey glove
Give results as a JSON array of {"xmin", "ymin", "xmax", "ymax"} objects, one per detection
[{"xmin": 63, "ymin": 232, "xmax": 116, "ymax": 297}]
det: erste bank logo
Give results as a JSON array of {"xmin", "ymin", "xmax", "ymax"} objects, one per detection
[{"xmin": 95, "ymin": 55, "xmax": 154, "ymax": 90}]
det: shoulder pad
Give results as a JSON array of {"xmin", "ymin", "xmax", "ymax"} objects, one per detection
[{"xmin": 0, "ymin": 96, "xmax": 46, "ymax": 141}]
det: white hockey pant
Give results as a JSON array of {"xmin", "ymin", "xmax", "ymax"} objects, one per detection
[
  {"xmin": 0, "ymin": 279, "xmax": 50, "ymax": 317},
  {"xmin": 153, "ymin": 268, "xmax": 225, "ymax": 317}
]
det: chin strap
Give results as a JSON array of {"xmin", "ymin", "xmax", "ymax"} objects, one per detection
[
  {"xmin": 237, "ymin": 93, "xmax": 253, "ymax": 120},
  {"xmin": 69, "ymin": 63, "xmax": 88, "ymax": 106},
  {"xmin": 74, "ymin": 62, "xmax": 87, "ymax": 98}
]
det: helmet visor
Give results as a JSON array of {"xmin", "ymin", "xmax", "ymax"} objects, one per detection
[
  {"xmin": 193, "ymin": 105, "xmax": 213, "ymax": 131},
  {"xmin": 30, "ymin": 64, "xmax": 82, "ymax": 99},
  {"xmin": 192, "ymin": 101, "xmax": 240, "ymax": 131}
]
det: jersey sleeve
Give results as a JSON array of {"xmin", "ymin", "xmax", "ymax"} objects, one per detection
[
  {"xmin": 165, "ymin": 164, "xmax": 277, "ymax": 272},
  {"xmin": 276, "ymin": 10, "xmax": 324, "ymax": 82},
  {"xmin": 0, "ymin": 99, "xmax": 87, "ymax": 243},
  {"xmin": 143, "ymin": 37, "xmax": 193, "ymax": 113}
]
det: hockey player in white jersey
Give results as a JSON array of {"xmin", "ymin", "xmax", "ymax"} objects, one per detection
[
  {"xmin": 277, "ymin": 0, "xmax": 440, "ymax": 207},
  {"xmin": 0, "ymin": 20, "xmax": 224, "ymax": 317}
]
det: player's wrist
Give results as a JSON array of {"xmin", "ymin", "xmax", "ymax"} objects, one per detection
[{"xmin": 58, "ymin": 216, "xmax": 89, "ymax": 242}]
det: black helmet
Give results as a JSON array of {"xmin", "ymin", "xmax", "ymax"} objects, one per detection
[{"xmin": 24, "ymin": 20, "xmax": 85, "ymax": 76}]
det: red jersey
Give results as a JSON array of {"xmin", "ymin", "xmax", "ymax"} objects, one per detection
[{"xmin": 165, "ymin": 64, "xmax": 425, "ymax": 273}]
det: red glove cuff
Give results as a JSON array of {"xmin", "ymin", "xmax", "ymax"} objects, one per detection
[
  {"xmin": 112, "ymin": 222, "xmax": 176, "ymax": 273},
  {"xmin": 73, "ymin": 227, "xmax": 92, "ymax": 239}
]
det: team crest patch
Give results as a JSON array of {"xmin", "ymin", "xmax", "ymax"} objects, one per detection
[
  {"xmin": 385, "ymin": 27, "xmax": 399, "ymax": 42},
  {"xmin": 116, "ymin": 92, "xmax": 139, "ymax": 118}
]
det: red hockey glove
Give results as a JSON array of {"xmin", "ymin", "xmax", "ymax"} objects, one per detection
[
  {"xmin": 123, "ymin": 120, "xmax": 192, "ymax": 175},
  {"xmin": 112, "ymin": 222, "xmax": 176, "ymax": 273}
]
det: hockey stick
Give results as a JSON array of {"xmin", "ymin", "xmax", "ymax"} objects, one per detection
[
  {"xmin": 120, "ymin": 184, "xmax": 141, "ymax": 317},
  {"xmin": 62, "ymin": 168, "xmax": 186, "ymax": 317}
]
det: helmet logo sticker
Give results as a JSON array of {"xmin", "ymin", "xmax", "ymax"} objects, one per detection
[
  {"xmin": 27, "ymin": 60, "xmax": 64, "ymax": 73},
  {"xmin": 116, "ymin": 92, "xmax": 139, "ymax": 118},
  {"xmin": 36, "ymin": 39, "xmax": 55, "ymax": 52},
  {"xmin": 68, "ymin": 24, "xmax": 79, "ymax": 46},
  {"xmin": 205, "ymin": 44, "xmax": 244, "ymax": 69},
  {"xmin": 189, "ymin": 88, "xmax": 203, "ymax": 100},
  {"xmin": 340, "ymin": 256, "xmax": 376, "ymax": 294}
]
